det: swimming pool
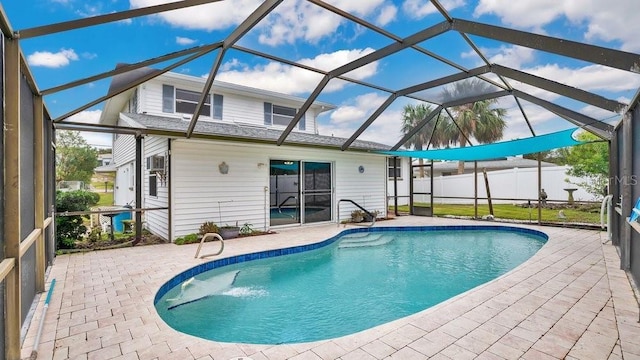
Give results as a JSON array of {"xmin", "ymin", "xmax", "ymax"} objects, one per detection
[{"xmin": 155, "ymin": 225, "xmax": 547, "ymax": 344}]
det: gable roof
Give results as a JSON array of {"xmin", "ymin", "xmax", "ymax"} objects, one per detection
[{"xmin": 122, "ymin": 113, "xmax": 390, "ymax": 152}]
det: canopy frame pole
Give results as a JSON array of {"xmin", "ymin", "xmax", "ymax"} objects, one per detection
[
  {"xmin": 474, "ymin": 161, "xmax": 478, "ymax": 219},
  {"xmin": 538, "ymin": 153, "xmax": 542, "ymax": 225}
]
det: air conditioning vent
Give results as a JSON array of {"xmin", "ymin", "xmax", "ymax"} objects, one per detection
[{"xmin": 146, "ymin": 155, "xmax": 165, "ymax": 171}]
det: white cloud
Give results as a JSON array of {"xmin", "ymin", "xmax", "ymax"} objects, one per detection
[
  {"xmin": 376, "ymin": 4, "xmax": 397, "ymax": 26},
  {"xmin": 474, "ymin": 0, "xmax": 640, "ymax": 51},
  {"xmin": 474, "ymin": 45, "xmax": 640, "ymax": 95},
  {"xmin": 27, "ymin": 49, "xmax": 79, "ymax": 68},
  {"xmin": 318, "ymin": 92, "xmax": 406, "ymax": 146},
  {"xmin": 67, "ymin": 109, "xmax": 102, "ymax": 124},
  {"xmin": 487, "ymin": 46, "xmax": 535, "ymax": 69},
  {"xmin": 527, "ymin": 64, "xmax": 640, "ymax": 93},
  {"xmin": 176, "ymin": 36, "xmax": 196, "ymax": 46},
  {"xmin": 130, "ymin": 0, "xmax": 392, "ymax": 46},
  {"xmin": 60, "ymin": 109, "xmax": 112, "ymax": 148},
  {"xmin": 402, "ymin": 0, "xmax": 465, "ymax": 19},
  {"xmin": 461, "ymin": 45, "xmax": 535, "ymax": 68},
  {"xmin": 329, "ymin": 93, "xmax": 387, "ymax": 125},
  {"xmin": 129, "ymin": 0, "xmax": 262, "ymax": 31},
  {"xmin": 217, "ymin": 48, "xmax": 379, "ymax": 95}
]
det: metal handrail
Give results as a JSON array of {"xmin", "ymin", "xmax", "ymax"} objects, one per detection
[
  {"xmin": 337, "ymin": 199, "xmax": 376, "ymax": 228},
  {"xmin": 194, "ymin": 233, "xmax": 224, "ymax": 259},
  {"xmin": 277, "ymin": 195, "xmax": 297, "ymax": 212}
]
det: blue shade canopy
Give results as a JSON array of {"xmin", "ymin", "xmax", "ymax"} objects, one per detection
[{"xmin": 381, "ymin": 128, "xmax": 589, "ymax": 161}]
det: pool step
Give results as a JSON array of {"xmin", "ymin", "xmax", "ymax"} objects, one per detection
[{"xmin": 338, "ymin": 234, "xmax": 394, "ymax": 248}]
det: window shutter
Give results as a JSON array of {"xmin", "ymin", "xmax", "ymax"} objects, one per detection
[
  {"xmin": 213, "ymin": 94, "xmax": 223, "ymax": 119},
  {"xmin": 299, "ymin": 112, "xmax": 306, "ymax": 131},
  {"xmin": 162, "ymin": 85, "xmax": 174, "ymax": 113},
  {"xmin": 264, "ymin": 102, "xmax": 272, "ymax": 125}
]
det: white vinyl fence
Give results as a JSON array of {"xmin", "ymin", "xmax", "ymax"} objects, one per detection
[{"xmin": 410, "ymin": 166, "xmax": 598, "ymax": 205}]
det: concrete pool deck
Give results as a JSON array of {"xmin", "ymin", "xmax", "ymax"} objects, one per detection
[{"xmin": 21, "ymin": 217, "xmax": 640, "ymax": 360}]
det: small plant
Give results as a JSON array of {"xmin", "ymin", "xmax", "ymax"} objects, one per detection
[
  {"xmin": 365, "ymin": 210, "xmax": 381, "ymax": 221},
  {"xmin": 174, "ymin": 233, "xmax": 199, "ymax": 245},
  {"xmin": 351, "ymin": 209, "xmax": 364, "ymax": 223},
  {"xmin": 199, "ymin": 221, "xmax": 219, "ymax": 235},
  {"xmin": 87, "ymin": 227, "xmax": 102, "ymax": 243},
  {"xmin": 240, "ymin": 222, "xmax": 254, "ymax": 235}
]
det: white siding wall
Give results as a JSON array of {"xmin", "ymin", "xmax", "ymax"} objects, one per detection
[
  {"xmin": 113, "ymin": 133, "xmax": 136, "ymax": 164},
  {"xmin": 171, "ymin": 139, "xmax": 387, "ymax": 238},
  {"xmin": 112, "ymin": 133, "xmax": 137, "ymax": 206},
  {"xmin": 143, "ymin": 137, "xmax": 170, "ymax": 240},
  {"xmin": 140, "ymin": 78, "xmax": 316, "ymax": 134}
]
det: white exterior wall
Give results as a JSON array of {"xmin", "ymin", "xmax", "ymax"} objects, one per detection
[
  {"xmin": 141, "ymin": 78, "xmax": 317, "ymax": 133},
  {"xmin": 143, "ymin": 137, "xmax": 170, "ymax": 240},
  {"xmin": 112, "ymin": 133, "xmax": 137, "ymax": 206},
  {"xmin": 413, "ymin": 165, "xmax": 598, "ymax": 204},
  {"xmin": 170, "ymin": 139, "xmax": 387, "ymax": 239}
]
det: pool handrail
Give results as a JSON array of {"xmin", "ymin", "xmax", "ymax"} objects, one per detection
[
  {"xmin": 277, "ymin": 195, "xmax": 297, "ymax": 213},
  {"xmin": 337, "ymin": 199, "xmax": 376, "ymax": 228},
  {"xmin": 194, "ymin": 232, "xmax": 224, "ymax": 259}
]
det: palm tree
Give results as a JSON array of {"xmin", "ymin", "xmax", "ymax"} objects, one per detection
[
  {"xmin": 400, "ymin": 103, "xmax": 437, "ymax": 178},
  {"xmin": 440, "ymin": 79, "xmax": 507, "ymax": 174}
]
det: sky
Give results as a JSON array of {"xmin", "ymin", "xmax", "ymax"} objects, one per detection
[{"xmin": 5, "ymin": 0, "xmax": 640, "ymax": 149}]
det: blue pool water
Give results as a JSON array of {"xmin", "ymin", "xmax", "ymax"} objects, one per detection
[{"xmin": 155, "ymin": 226, "xmax": 547, "ymax": 344}]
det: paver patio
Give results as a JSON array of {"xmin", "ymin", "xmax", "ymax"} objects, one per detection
[{"xmin": 20, "ymin": 217, "xmax": 640, "ymax": 359}]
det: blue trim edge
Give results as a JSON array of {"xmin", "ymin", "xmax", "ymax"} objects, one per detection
[{"xmin": 154, "ymin": 225, "xmax": 548, "ymax": 304}]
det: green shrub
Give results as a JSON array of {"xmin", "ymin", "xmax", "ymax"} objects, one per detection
[
  {"xmin": 240, "ymin": 222, "xmax": 254, "ymax": 235},
  {"xmin": 199, "ymin": 221, "xmax": 219, "ymax": 235},
  {"xmin": 174, "ymin": 233, "xmax": 199, "ymax": 245},
  {"xmin": 55, "ymin": 190, "xmax": 100, "ymax": 249}
]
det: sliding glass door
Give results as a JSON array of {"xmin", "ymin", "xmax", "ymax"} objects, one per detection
[
  {"xmin": 270, "ymin": 160, "xmax": 300, "ymax": 226},
  {"xmin": 269, "ymin": 160, "xmax": 332, "ymax": 226},
  {"xmin": 302, "ymin": 162, "xmax": 332, "ymax": 223}
]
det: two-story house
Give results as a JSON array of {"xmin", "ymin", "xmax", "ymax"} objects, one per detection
[{"xmin": 99, "ymin": 69, "xmax": 394, "ymax": 241}]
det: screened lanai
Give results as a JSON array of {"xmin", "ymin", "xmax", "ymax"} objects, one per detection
[{"xmin": 1, "ymin": 0, "xmax": 640, "ymax": 358}]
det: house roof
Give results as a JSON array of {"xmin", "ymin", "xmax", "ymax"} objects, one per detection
[
  {"xmin": 429, "ymin": 157, "xmax": 556, "ymax": 172},
  {"xmin": 122, "ymin": 113, "xmax": 391, "ymax": 152}
]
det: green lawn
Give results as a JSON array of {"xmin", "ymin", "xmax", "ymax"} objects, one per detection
[
  {"xmin": 96, "ymin": 192, "xmax": 114, "ymax": 207},
  {"xmin": 391, "ymin": 203, "xmax": 601, "ymax": 224}
]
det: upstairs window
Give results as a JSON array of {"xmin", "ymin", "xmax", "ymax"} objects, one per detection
[
  {"xmin": 162, "ymin": 85, "xmax": 223, "ymax": 118},
  {"xmin": 176, "ymin": 88, "xmax": 211, "ymax": 116},
  {"xmin": 264, "ymin": 102, "xmax": 305, "ymax": 130}
]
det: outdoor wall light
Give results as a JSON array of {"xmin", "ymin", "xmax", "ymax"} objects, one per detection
[{"xmin": 219, "ymin": 161, "xmax": 229, "ymax": 174}]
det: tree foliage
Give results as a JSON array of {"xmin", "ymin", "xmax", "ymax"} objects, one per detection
[
  {"xmin": 55, "ymin": 190, "xmax": 100, "ymax": 249},
  {"xmin": 439, "ymin": 79, "xmax": 507, "ymax": 174},
  {"xmin": 564, "ymin": 132, "xmax": 609, "ymax": 198},
  {"xmin": 56, "ymin": 131, "xmax": 99, "ymax": 184},
  {"xmin": 400, "ymin": 80, "xmax": 508, "ymax": 176},
  {"xmin": 400, "ymin": 103, "xmax": 436, "ymax": 177}
]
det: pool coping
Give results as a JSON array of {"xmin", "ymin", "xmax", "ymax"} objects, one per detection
[{"xmin": 20, "ymin": 217, "xmax": 640, "ymax": 360}]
